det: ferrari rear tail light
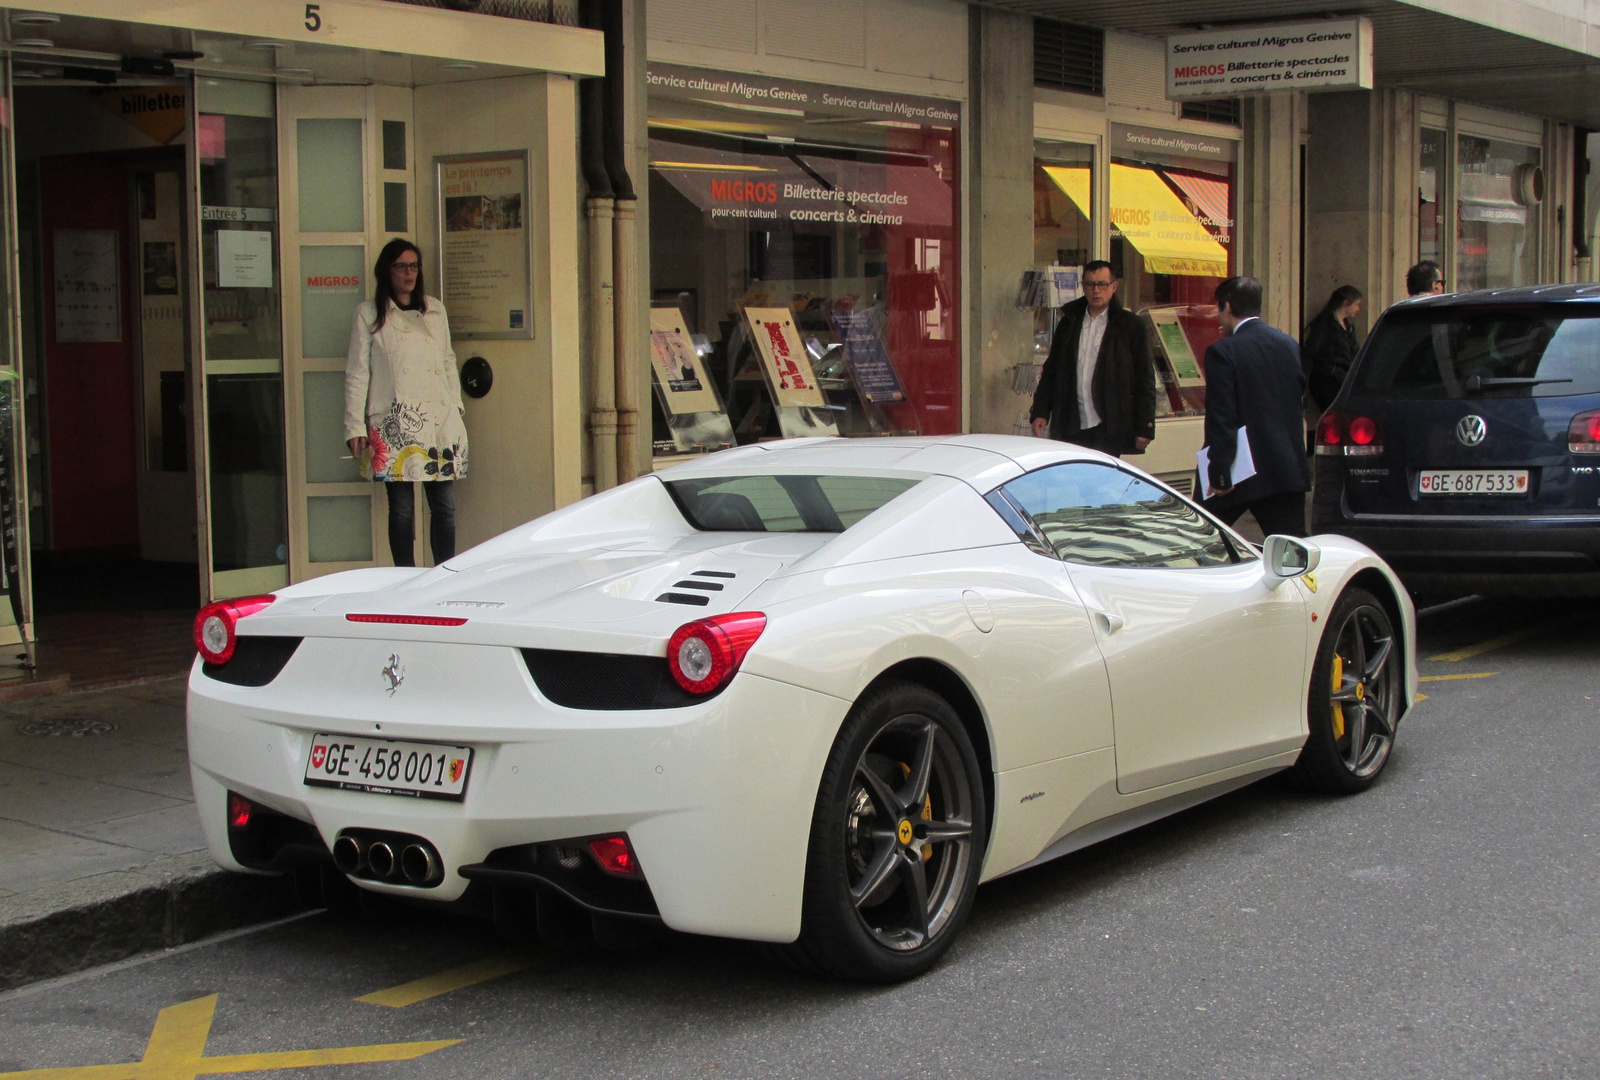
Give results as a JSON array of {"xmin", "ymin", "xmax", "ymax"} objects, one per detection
[
  {"xmin": 667, "ymin": 611, "xmax": 766, "ymax": 695},
  {"xmin": 227, "ymin": 792, "xmax": 253, "ymax": 830},
  {"xmin": 195, "ymin": 594, "xmax": 276, "ymax": 666},
  {"xmin": 588, "ymin": 835, "xmax": 641, "ymax": 877},
  {"xmin": 1569, "ymin": 409, "xmax": 1600, "ymax": 454},
  {"xmin": 1315, "ymin": 412, "xmax": 1383, "ymax": 457}
]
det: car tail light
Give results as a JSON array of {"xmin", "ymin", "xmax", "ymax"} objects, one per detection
[
  {"xmin": 194, "ymin": 594, "xmax": 275, "ymax": 665},
  {"xmin": 1570, "ymin": 410, "xmax": 1600, "ymax": 454},
  {"xmin": 588, "ymin": 835, "xmax": 641, "ymax": 877},
  {"xmin": 228, "ymin": 792, "xmax": 253, "ymax": 831},
  {"xmin": 1315, "ymin": 411, "xmax": 1383, "ymax": 457},
  {"xmin": 345, "ymin": 613, "xmax": 468, "ymax": 626},
  {"xmin": 666, "ymin": 611, "xmax": 766, "ymax": 695}
]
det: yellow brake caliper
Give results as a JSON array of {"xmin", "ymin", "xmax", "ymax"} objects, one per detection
[
  {"xmin": 1330, "ymin": 654, "xmax": 1346, "ymax": 740},
  {"xmin": 898, "ymin": 763, "xmax": 937, "ymax": 862}
]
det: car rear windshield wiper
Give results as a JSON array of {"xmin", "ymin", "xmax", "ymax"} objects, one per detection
[{"xmin": 1462, "ymin": 374, "xmax": 1574, "ymax": 392}]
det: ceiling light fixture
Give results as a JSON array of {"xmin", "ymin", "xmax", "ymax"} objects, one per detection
[
  {"xmin": 11, "ymin": 12, "xmax": 60, "ymax": 26},
  {"xmin": 12, "ymin": 37, "xmax": 56, "ymax": 48},
  {"xmin": 441, "ymin": 61, "xmax": 477, "ymax": 70},
  {"xmin": 243, "ymin": 40, "xmax": 286, "ymax": 51}
]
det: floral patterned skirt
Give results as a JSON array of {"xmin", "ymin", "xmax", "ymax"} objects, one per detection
[{"xmin": 366, "ymin": 401, "xmax": 469, "ymax": 481}]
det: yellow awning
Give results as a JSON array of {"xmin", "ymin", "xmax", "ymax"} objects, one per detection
[{"xmin": 1045, "ymin": 164, "xmax": 1229, "ymax": 277}]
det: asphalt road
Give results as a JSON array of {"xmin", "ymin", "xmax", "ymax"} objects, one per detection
[{"xmin": 3, "ymin": 594, "xmax": 1598, "ymax": 1079}]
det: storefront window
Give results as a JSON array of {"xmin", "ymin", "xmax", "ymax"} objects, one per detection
[
  {"xmin": 1418, "ymin": 126, "xmax": 1446, "ymax": 269},
  {"xmin": 1456, "ymin": 135, "xmax": 1540, "ymax": 291},
  {"xmin": 647, "ymin": 65, "xmax": 960, "ymax": 444},
  {"xmin": 1106, "ymin": 124, "xmax": 1234, "ymax": 418}
]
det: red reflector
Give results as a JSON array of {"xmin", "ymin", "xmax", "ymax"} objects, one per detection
[
  {"xmin": 228, "ymin": 793, "xmax": 252, "ymax": 830},
  {"xmin": 1348, "ymin": 416, "xmax": 1378, "ymax": 446},
  {"xmin": 345, "ymin": 614, "xmax": 469, "ymax": 626},
  {"xmin": 588, "ymin": 836, "xmax": 640, "ymax": 876}
]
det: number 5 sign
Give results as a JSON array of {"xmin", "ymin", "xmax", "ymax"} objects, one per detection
[{"xmin": 304, "ymin": 3, "xmax": 322, "ymax": 31}]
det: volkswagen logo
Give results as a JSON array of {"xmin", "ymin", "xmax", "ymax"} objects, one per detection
[{"xmin": 1456, "ymin": 415, "xmax": 1487, "ymax": 447}]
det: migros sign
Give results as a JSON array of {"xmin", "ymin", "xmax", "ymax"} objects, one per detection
[{"xmin": 306, "ymin": 275, "xmax": 361, "ymax": 288}]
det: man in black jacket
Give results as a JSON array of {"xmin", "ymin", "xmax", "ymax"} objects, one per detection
[
  {"xmin": 1029, "ymin": 261, "xmax": 1156, "ymax": 457},
  {"xmin": 1202, "ymin": 276, "xmax": 1311, "ymax": 538}
]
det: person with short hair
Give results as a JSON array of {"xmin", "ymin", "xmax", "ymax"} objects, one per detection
[
  {"xmin": 1406, "ymin": 260, "xmax": 1445, "ymax": 297},
  {"xmin": 1301, "ymin": 284, "xmax": 1363, "ymax": 412},
  {"xmin": 344, "ymin": 238, "xmax": 469, "ymax": 567},
  {"xmin": 1201, "ymin": 276, "xmax": 1311, "ymax": 538},
  {"xmin": 1029, "ymin": 260, "xmax": 1157, "ymax": 457}
]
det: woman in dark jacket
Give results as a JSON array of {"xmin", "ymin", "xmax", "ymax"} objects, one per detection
[{"xmin": 1301, "ymin": 285, "xmax": 1363, "ymax": 412}]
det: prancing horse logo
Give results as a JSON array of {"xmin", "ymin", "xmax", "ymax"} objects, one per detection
[{"xmin": 381, "ymin": 654, "xmax": 405, "ymax": 696}]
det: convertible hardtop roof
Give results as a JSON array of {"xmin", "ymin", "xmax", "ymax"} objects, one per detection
[
  {"xmin": 654, "ymin": 434, "xmax": 1115, "ymax": 488},
  {"xmin": 1391, "ymin": 283, "xmax": 1600, "ymax": 310}
]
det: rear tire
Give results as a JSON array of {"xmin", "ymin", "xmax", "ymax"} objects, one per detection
[
  {"xmin": 1291, "ymin": 587, "xmax": 1400, "ymax": 794},
  {"xmin": 785, "ymin": 681, "xmax": 986, "ymax": 982}
]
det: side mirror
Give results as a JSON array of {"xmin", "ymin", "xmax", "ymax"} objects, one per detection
[{"xmin": 1262, "ymin": 535, "xmax": 1321, "ymax": 590}]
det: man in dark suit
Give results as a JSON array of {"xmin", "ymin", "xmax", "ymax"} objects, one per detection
[
  {"xmin": 1030, "ymin": 260, "xmax": 1156, "ymax": 457},
  {"xmin": 1202, "ymin": 276, "xmax": 1311, "ymax": 538}
]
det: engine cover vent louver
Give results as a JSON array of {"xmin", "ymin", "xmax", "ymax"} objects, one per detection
[
  {"xmin": 521, "ymin": 649, "xmax": 708, "ymax": 709},
  {"xmin": 671, "ymin": 579, "xmax": 723, "ymax": 592},
  {"xmin": 690, "ymin": 570, "xmax": 736, "ymax": 579},
  {"xmin": 656, "ymin": 592, "xmax": 710, "ymax": 606}
]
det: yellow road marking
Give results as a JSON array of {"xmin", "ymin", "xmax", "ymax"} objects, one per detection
[
  {"xmin": 1414, "ymin": 692, "xmax": 1429, "ymax": 703},
  {"xmin": 1428, "ymin": 614, "xmax": 1582, "ymax": 662},
  {"xmin": 0, "ymin": 993, "xmax": 458, "ymax": 1079},
  {"xmin": 357, "ymin": 955, "xmax": 532, "ymax": 1008},
  {"xmin": 1418, "ymin": 672, "xmax": 1498, "ymax": 682}
]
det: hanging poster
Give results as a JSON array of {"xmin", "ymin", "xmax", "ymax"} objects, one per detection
[
  {"xmin": 435, "ymin": 151, "xmax": 532, "ymax": 339},
  {"xmin": 54, "ymin": 229, "xmax": 121, "ymax": 343},
  {"xmin": 829, "ymin": 310, "xmax": 904, "ymax": 404},
  {"xmin": 745, "ymin": 307, "xmax": 825, "ymax": 410},
  {"xmin": 649, "ymin": 308, "xmax": 721, "ymax": 415}
]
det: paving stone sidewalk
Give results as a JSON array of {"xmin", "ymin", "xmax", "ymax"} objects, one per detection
[{"xmin": 0, "ymin": 678, "xmax": 300, "ymax": 990}]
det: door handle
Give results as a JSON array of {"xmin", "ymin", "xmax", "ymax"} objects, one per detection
[{"xmin": 1091, "ymin": 608, "xmax": 1124, "ymax": 636}]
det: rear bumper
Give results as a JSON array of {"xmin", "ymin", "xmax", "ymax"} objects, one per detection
[
  {"xmin": 1310, "ymin": 509, "xmax": 1600, "ymax": 579},
  {"xmin": 188, "ymin": 658, "xmax": 850, "ymax": 943}
]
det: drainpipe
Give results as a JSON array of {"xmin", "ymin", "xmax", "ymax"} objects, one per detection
[
  {"xmin": 580, "ymin": 0, "xmax": 617, "ymax": 492},
  {"xmin": 602, "ymin": 0, "xmax": 640, "ymax": 483}
]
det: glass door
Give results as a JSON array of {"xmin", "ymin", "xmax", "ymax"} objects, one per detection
[{"xmin": 194, "ymin": 77, "xmax": 290, "ymax": 600}]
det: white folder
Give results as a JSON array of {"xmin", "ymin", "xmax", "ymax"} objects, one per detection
[{"xmin": 1197, "ymin": 426, "xmax": 1256, "ymax": 497}]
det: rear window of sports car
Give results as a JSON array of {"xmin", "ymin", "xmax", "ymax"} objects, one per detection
[{"xmin": 665, "ymin": 475, "xmax": 922, "ymax": 532}]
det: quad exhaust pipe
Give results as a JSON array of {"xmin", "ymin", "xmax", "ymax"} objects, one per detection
[{"xmin": 331, "ymin": 831, "xmax": 442, "ymax": 887}]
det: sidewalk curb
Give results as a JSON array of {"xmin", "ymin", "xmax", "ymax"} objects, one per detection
[{"xmin": 0, "ymin": 853, "xmax": 307, "ymax": 991}]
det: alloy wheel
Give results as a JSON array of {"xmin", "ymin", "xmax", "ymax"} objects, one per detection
[
  {"xmin": 1328, "ymin": 603, "xmax": 1397, "ymax": 778},
  {"xmin": 843, "ymin": 713, "xmax": 976, "ymax": 951}
]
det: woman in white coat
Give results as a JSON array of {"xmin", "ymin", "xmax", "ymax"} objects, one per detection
[{"xmin": 344, "ymin": 238, "xmax": 468, "ymax": 566}]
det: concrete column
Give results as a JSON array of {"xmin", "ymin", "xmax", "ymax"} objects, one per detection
[
  {"xmin": 1239, "ymin": 91, "xmax": 1303, "ymax": 335},
  {"xmin": 1304, "ymin": 89, "xmax": 1417, "ymax": 335},
  {"xmin": 968, "ymin": 6, "xmax": 1034, "ymax": 436}
]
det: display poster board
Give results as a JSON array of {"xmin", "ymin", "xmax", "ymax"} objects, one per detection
[
  {"xmin": 745, "ymin": 306, "xmax": 825, "ymax": 409},
  {"xmin": 54, "ymin": 229, "xmax": 121, "ymax": 343},
  {"xmin": 649, "ymin": 308, "xmax": 721, "ymax": 415},
  {"xmin": 829, "ymin": 310, "xmax": 904, "ymax": 404},
  {"xmin": 1149, "ymin": 309, "xmax": 1206, "ymax": 385},
  {"xmin": 436, "ymin": 151, "xmax": 532, "ymax": 339}
]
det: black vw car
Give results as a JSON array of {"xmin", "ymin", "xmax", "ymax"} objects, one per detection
[{"xmin": 1311, "ymin": 284, "xmax": 1600, "ymax": 597}]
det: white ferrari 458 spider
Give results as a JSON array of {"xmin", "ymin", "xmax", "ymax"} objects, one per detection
[{"xmin": 189, "ymin": 434, "xmax": 1415, "ymax": 981}]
